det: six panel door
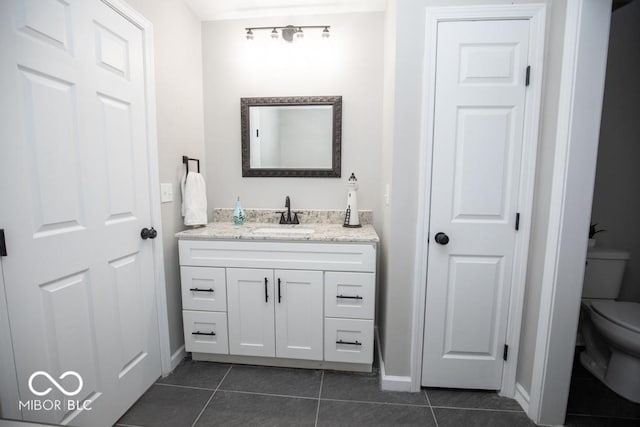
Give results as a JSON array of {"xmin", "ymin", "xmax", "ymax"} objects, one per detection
[
  {"xmin": 422, "ymin": 19, "xmax": 530, "ymax": 390},
  {"xmin": 0, "ymin": 1, "xmax": 161, "ymax": 425}
]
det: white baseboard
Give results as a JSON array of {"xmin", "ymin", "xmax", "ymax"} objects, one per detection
[
  {"xmin": 169, "ymin": 345, "xmax": 186, "ymax": 373},
  {"xmin": 514, "ymin": 382, "xmax": 530, "ymax": 413},
  {"xmin": 376, "ymin": 328, "xmax": 413, "ymax": 392}
]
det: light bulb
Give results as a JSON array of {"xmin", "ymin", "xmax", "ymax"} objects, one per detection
[
  {"xmin": 271, "ymin": 28, "xmax": 279, "ymax": 39},
  {"xmin": 322, "ymin": 27, "xmax": 330, "ymax": 39},
  {"xmin": 246, "ymin": 29, "xmax": 254, "ymax": 40},
  {"xmin": 296, "ymin": 28, "xmax": 304, "ymax": 39}
]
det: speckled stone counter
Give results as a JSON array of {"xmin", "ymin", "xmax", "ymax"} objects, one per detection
[
  {"xmin": 211, "ymin": 208, "xmax": 373, "ymax": 225},
  {"xmin": 175, "ymin": 222, "xmax": 379, "ymax": 243}
]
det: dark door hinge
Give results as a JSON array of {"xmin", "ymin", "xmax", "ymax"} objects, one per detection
[
  {"xmin": 503, "ymin": 344, "xmax": 509, "ymax": 361},
  {"xmin": 0, "ymin": 229, "xmax": 6, "ymax": 257},
  {"xmin": 525, "ymin": 66, "xmax": 531, "ymax": 86},
  {"xmin": 515, "ymin": 213, "xmax": 520, "ymax": 231}
]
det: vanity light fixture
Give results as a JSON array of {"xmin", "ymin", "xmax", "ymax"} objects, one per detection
[{"xmin": 245, "ymin": 25, "xmax": 330, "ymax": 42}]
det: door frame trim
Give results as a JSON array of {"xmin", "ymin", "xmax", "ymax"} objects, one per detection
[
  {"xmin": 410, "ymin": 4, "xmax": 547, "ymax": 394},
  {"xmin": 102, "ymin": 0, "xmax": 172, "ymax": 377},
  {"xmin": 527, "ymin": 0, "xmax": 611, "ymax": 424}
]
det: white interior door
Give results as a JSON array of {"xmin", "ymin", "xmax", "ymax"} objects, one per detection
[
  {"xmin": 422, "ymin": 19, "xmax": 530, "ymax": 389},
  {"xmin": 275, "ymin": 270, "xmax": 323, "ymax": 361},
  {"xmin": 227, "ymin": 268, "xmax": 275, "ymax": 357},
  {"xmin": 0, "ymin": 0, "xmax": 161, "ymax": 425}
]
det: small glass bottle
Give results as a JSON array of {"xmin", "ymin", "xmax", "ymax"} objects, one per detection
[{"xmin": 233, "ymin": 197, "xmax": 245, "ymax": 226}]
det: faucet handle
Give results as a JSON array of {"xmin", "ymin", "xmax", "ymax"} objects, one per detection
[
  {"xmin": 292, "ymin": 212, "xmax": 301, "ymax": 224},
  {"xmin": 276, "ymin": 211, "xmax": 286, "ymax": 224}
]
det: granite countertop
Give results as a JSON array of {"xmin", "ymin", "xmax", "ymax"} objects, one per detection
[{"xmin": 175, "ymin": 222, "xmax": 379, "ymax": 243}]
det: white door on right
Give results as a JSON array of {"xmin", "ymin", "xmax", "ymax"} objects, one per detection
[{"xmin": 422, "ymin": 19, "xmax": 530, "ymax": 389}]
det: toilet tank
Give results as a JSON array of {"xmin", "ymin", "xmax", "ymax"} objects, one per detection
[{"xmin": 582, "ymin": 248, "xmax": 630, "ymax": 299}]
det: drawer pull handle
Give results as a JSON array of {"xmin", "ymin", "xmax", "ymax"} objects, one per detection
[
  {"xmin": 336, "ymin": 339, "xmax": 362, "ymax": 346},
  {"xmin": 189, "ymin": 288, "xmax": 214, "ymax": 292},
  {"xmin": 336, "ymin": 295, "xmax": 363, "ymax": 300},
  {"xmin": 192, "ymin": 331, "xmax": 216, "ymax": 336},
  {"xmin": 278, "ymin": 278, "xmax": 282, "ymax": 303},
  {"xmin": 265, "ymin": 277, "xmax": 269, "ymax": 303}
]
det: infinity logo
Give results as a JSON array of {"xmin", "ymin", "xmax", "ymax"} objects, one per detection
[{"xmin": 28, "ymin": 371, "xmax": 83, "ymax": 397}]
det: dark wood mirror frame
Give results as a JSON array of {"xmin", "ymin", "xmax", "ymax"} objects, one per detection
[{"xmin": 241, "ymin": 96, "xmax": 342, "ymax": 177}]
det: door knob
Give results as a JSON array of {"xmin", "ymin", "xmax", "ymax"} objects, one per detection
[
  {"xmin": 434, "ymin": 232, "xmax": 449, "ymax": 245},
  {"xmin": 140, "ymin": 227, "xmax": 158, "ymax": 240}
]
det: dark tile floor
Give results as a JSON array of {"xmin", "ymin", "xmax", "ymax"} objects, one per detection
[
  {"xmin": 115, "ymin": 351, "xmax": 640, "ymax": 427},
  {"xmin": 565, "ymin": 348, "xmax": 640, "ymax": 426},
  {"xmin": 115, "ymin": 358, "xmax": 533, "ymax": 427}
]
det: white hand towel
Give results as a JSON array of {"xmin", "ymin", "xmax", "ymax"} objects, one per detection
[{"xmin": 181, "ymin": 172, "xmax": 207, "ymax": 226}]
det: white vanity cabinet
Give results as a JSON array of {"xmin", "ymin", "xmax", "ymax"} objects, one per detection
[
  {"xmin": 227, "ymin": 268, "xmax": 323, "ymax": 360},
  {"xmin": 177, "ymin": 236, "xmax": 377, "ymax": 371}
]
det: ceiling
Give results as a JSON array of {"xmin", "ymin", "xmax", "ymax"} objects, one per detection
[{"xmin": 184, "ymin": 0, "xmax": 387, "ymax": 21}]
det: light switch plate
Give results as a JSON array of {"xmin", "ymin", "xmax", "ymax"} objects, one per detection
[
  {"xmin": 160, "ymin": 183, "xmax": 173, "ymax": 203},
  {"xmin": 384, "ymin": 184, "xmax": 390, "ymax": 206}
]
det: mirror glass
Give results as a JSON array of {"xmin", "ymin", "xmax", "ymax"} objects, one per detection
[{"xmin": 241, "ymin": 96, "xmax": 342, "ymax": 177}]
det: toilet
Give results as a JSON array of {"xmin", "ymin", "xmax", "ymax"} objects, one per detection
[{"xmin": 580, "ymin": 247, "xmax": 640, "ymax": 403}]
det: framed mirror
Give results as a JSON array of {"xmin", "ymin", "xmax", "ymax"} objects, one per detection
[{"xmin": 241, "ymin": 96, "xmax": 342, "ymax": 177}]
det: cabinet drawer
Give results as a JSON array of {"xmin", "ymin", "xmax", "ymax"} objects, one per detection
[
  {"xmin": 181, "ymin": 267, "xmax": 226, "ymax": 312},
  {"xmin": 324, "ymin": 318, "xmax": 373, "ymax": 364},
  {"xmin": 324, "ymin": 272, "xmax": 375, "ymax": 319},
  {"xmin": 183, "ymin": 310, "xmax": 229, "ymax": 354}
]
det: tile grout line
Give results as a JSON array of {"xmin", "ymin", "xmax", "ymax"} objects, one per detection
[
  {"xmin": 320, "ymin": 397, "xmax": 430, "ymax": 408},
  {"xmin": 314, "ymin": 370, "xmax": 325, "ymax": 427},
  {"xmin": 155, "ymin": 382, "xmax": 216, "ymax": 392},
  {"xmin": 219, "ymin": 389, "xmax": 320, "ymax": 401},
  {"xmin": 190, "ymin": 365, "xmax": 233, "ymax": 427},
  {"xmin": 429, "ymin": 404, "xmax": 525, "ymax": 413},
  {"xmin": 424, "ymin": 389, "xmax": 440, "ymax": 427}
]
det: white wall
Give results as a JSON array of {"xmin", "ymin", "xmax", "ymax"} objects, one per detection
[
  {"xmin": 377, "ymin": 0, "xmax": 397, "ymax": 365},
  {"xmin": 591, "ymin": 0, "xmax": 640, "ymax": 303},
  {"xmin": 125, "ymin": 0, "xmax": 206, "ymax": 355},
  {"xmin": 201, "ymin": 13, "xmax": 384, "ymax": 231},
  {"xmin": 381, "ymin": 0, "xmax": 568, "ymax": 389}
]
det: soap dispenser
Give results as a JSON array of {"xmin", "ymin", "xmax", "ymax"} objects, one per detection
[
  {"xmin": 343, "ymin": 173, "xmax": 361, "ymax": 228},
  {"xmin": 233, "ymin": 197, "xmax": 245, "ymax": 226}
]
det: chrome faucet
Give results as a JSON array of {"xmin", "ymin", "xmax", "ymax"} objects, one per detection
[{"xmin": 279, "ymin": 196, "xmax": 300, "ymax": 224}]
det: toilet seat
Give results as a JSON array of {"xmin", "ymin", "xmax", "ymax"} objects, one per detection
[{"xmin": 591, "ymin": 301, "xmax": 640, "ymax": 334}]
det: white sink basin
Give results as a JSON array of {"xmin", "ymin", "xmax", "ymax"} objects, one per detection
[{"xmin": 252, "ymin": 227, "xmax": 315, "ymax": 234}]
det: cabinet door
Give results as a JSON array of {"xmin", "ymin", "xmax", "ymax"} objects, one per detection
[
  {"xmin": 274, "ymin": 270, "xmax": 323, "ymax": 360},
  {"xmin": 227, "ymin": 268, "xmax": 275, "ymax": 357}
]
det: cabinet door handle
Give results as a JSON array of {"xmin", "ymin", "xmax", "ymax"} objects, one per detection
[
  {"xmin": 189, "ymin": 288, "xmax": 214, "ymax": 293},
  {"xmin": 336, "ymin": 294, "xmax": 363, "ymax": 300},
  {"xmin": 192, "ymin": 331, "xmax": 216, "ymax": 336},
  {"xmin": 336, "ymin": 339, "xmax": 362, "ymax": 346},
  {"xmin": 264, "ymin": 277, "xmax": 269, "ymax": 303},
  {"xmin": 278, "ymin": 278, "xmax": 282, "ymax": 303}
]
